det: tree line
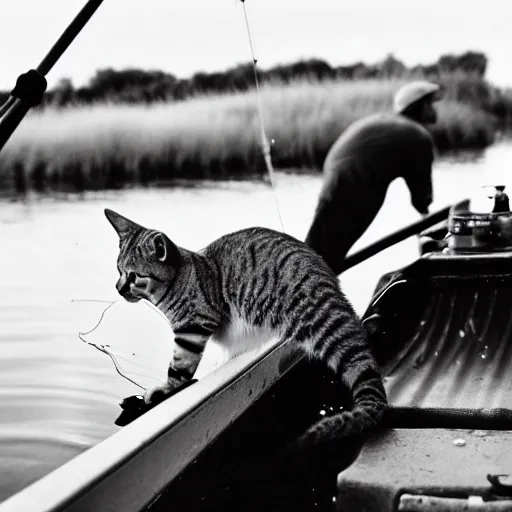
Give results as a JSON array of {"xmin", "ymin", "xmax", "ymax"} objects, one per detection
[{"xmin": 0, "ymin": 51, "xmax": 490, "ymax": 108}]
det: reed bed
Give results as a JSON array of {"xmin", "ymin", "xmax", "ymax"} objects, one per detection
[{"xmin": 0, "ymin": 77, "xmax": 499, "ymax": 193}]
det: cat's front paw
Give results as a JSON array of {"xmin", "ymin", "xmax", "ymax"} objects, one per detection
[{"xmin": 143, "ymin": 383, "xmax": 173, "ymax": 405}]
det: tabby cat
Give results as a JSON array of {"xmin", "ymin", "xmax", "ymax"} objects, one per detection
[{"xmin": 105, "ymin": 208, "xmax": 387, "ymax": 447}]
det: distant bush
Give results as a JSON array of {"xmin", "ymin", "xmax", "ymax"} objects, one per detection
[{"xmin": 0, "ymin": 50, "xmax": 502, "ymax": 111}]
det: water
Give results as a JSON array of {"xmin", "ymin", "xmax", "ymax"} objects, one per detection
[{"xmin": 1, "ymin": 140, "xmax": 512, "ymax": 502}]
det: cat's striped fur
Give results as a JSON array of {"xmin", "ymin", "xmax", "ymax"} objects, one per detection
[{"xmin": 105, "ymin": 209, "xmax": 387, "ymax": 447}]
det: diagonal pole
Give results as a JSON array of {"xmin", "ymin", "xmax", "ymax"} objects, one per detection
[
  {"xmin": 341, "ymin": 203, "xmax": 456, "ymax": 272},
  {"xmin": 0, "ymin": 0, "xmax": 105, "ymax": 153}
]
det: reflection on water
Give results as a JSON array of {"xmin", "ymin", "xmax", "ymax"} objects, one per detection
[{"xmin": 1, "ymin": 140, "xmax": 512, "ymax": 502}]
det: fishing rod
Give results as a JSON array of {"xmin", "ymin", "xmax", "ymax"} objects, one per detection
[
  {"xmin": 0, "ymin": 0, "xmax": 105, "ymax": 153},
  {"xmin": 239, "ymin": 0, "xmax": 285, "ymax": 231}
]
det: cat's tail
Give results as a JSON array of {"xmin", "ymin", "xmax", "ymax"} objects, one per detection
[
  {"xmin": 344, "ymin": 366, "xmax": 388, "ymax": 435},
  {"xmin": 296, "ymin": 366, "xmax": 387, "ymax": 448}
]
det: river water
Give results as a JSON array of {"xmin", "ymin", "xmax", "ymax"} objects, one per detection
[{"xmin": 1, "ymin": 140, "xmax": 512, "ymax": 502}]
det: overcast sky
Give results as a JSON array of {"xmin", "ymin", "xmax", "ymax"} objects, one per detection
[{"xmin": 1, "ymin": 0, "xmax": 512, "ymax": 90}]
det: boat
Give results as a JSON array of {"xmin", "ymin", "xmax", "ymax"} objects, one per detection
[{"xmin": 1, "ymin": 2, "xmax": 512, "ymax": 511}]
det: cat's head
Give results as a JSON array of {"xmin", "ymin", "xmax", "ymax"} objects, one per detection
[{"xmin": 105, "ymin": 209, "xmax": 182, "ymax": 305}]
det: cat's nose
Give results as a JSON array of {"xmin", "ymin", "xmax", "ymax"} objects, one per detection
[{"xmin": 116, "ymin": 272, "xmax": 135, "ymax": 294}]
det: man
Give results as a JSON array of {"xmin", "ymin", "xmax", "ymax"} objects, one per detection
[{"xmin": 305, "ymin": 81, "xmax": 443, "ymax": 276}]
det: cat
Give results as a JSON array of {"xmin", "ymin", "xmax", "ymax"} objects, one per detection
[{"xmin": 104, "ymin": 208, "xmax": 387, "ymax": 448}]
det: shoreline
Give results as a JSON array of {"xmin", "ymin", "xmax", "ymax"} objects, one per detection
[{"xmin": 0, "ymin": 138, "xmax": 509, "ymax": 201}]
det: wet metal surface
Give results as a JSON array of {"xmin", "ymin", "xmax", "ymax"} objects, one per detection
[{"xmin": 381, "ymin": 258, "xmax": 512, "ymax": 411}]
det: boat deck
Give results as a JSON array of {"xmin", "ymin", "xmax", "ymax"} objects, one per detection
[{"xmin": 369, "ymin": 252, "xmax": 512, "ymax": 427}]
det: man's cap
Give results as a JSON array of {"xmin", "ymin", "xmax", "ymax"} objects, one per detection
[{"xmin": 393, "ymin": 81, "xmax": 443, "ymax": 114}]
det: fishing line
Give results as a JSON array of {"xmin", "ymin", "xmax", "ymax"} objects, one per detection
[
  {"xmin": 76, "ymin": 299, "xmax": 116, "ymax": 336},
  {"xmin": 85, "ymin": 338, "xmax": 147, "ymax": 391},
  {"xmin": 74, "ymin": 298, "xmax": 147, "ymax": 390},
  {"xmin": 239, "ymin": 0, "xmax": 285, "ymax": 232}
]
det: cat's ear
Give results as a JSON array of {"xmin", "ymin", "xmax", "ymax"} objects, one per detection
[
  {"xmin": 152, "ymin": 232, "xmax": 181, "ymax": 265},
  {"xmin": 104, "ymin": 209, "xmax": 142, "ymax": 238}
]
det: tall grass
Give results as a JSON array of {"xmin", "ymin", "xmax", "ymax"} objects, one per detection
[{"xmin": 0, "ymin": 77, "xmax": 499, "ymax": 193}]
